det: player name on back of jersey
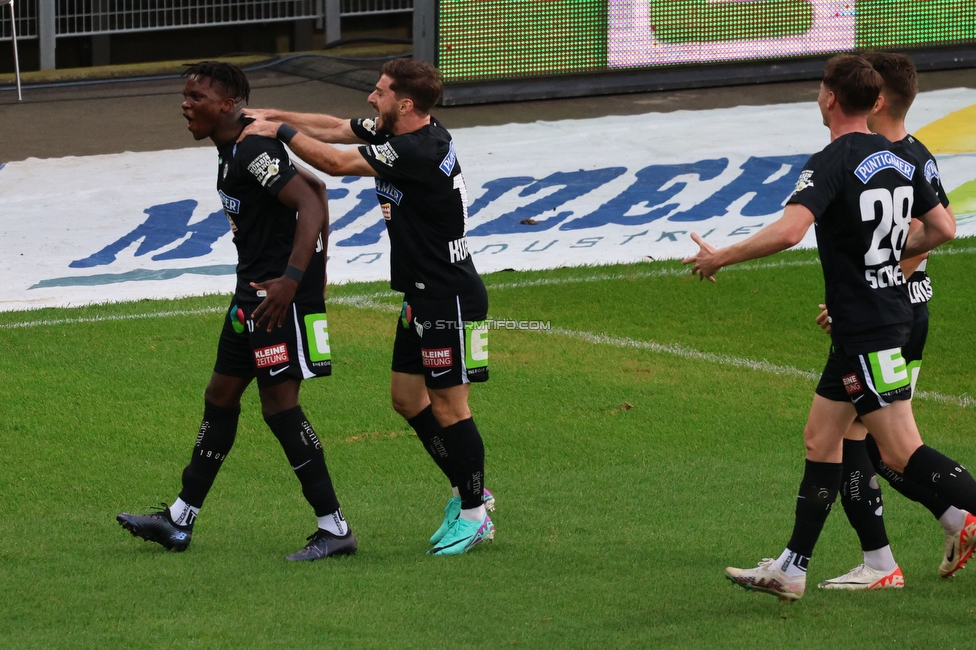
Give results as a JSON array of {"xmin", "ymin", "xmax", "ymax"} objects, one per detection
[{"xmin": 448, "ymin": 237, "xmax": 470, "ymax": 264}]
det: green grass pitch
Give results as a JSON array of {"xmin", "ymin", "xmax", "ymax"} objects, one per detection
[{"xmin": 1, "ymin": 243, "xmax": 974, "ymax": 649}]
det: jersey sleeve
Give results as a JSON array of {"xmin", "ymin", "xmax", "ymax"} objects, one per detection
[
  {"xmin": 911, "ymin": 158, "xmax": 942, "ymax": 218},
  {"xmin": 922, "ymin": 157, "xmax": 951, "ymax": 208},
  {"xmin": 350, "ymin": 117, "xmax": 391, "ymax": 145},
  {"xmin": 786, "ymin": 149, "xmax": 844, "ymax": 218},
  {"xmin": 238, "ymin": 136, "xmax": 298, "ymax": 198},
  {"xmin": 357, "ymin": 132, "xmax": 431, "ymax": 184}
]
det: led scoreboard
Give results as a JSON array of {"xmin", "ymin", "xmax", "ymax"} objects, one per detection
[{"xmin": 429, "ymin": 1, "xmax": 976, "ymax": 102}]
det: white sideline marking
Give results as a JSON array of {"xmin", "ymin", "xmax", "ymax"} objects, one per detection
[
  {"xmin": 0, "ymin": 307, "xmax": 224, "ymax": 329},
  {"xmin": 549, "ymin": 328, "xmax": 820, "ymax": 380},
  {"xmin": 545, "ymin": 328, "xmax": 976, "ymax": 410},
  {"xmin": 2, "ymin": 254, "xmax": 973, "ymax": 411}
]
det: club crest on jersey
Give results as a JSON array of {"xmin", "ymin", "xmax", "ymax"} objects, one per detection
[
  {"xmin": 440, "ymin": 140, "xmax": 457, "ymax": 175},
  {"xmin": 792, "ymin": 170, "xmax": 814, "ymax": 195},
  {"xmin": 375, "ymin": 179, "xmax": 403, "ymax": 205},
  {"xmin": 218, "ymin": 190, "xmax": 240, "ymax": 214},
  {"xmin": 372, "ymin": 142, "xmax": 399, "ymax": 166},
  {"xmin": 381, "ymin": 203, "xmax": 392, "ymax": 220},
  {"xmin": 855, "ymin": 151, "xmax": 915, "ymax": 184},
  {"xmin": 924, "ymin": 159, "xmax": 940, "ymax": 185},
  {"xmin": 247, "ymin": 152, "xmax": 282, "ymax": 187}
]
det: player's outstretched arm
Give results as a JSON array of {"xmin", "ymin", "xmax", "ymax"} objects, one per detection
[
  {"xmin": 238, "ymin": 121, "xmax": 376, "ymax": 178},
  {"xmin": 250, "ymin": 174, "xmax": 326, "ymax": 332},
  {"xmin": 682, "ymin": 204, "xmax": 814, "ymax": 281},
  {"xmin": 903, "ymin": 204, "xmax": 955, "ymax": 259},
  {"xmin": 242, "ymin": 108, "xmax": 364, "ymax": 144}
]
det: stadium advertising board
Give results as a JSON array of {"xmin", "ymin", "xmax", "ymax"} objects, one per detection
[
  {"xmin": 437, "ymin": 0, "xmax": 976, "ymax": 83},
  {"xmin": 2, "ymin": 91, "xmax": 974, "ymax": 311}
]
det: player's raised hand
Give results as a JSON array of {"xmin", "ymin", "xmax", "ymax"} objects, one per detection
[
  {"xmin": 238, "ymin": 118, "xmax": 282, "ymax": 142},
  {"xmin": 681, "ymin": 232, "xmax": 719, "ymax": 282},
  {"xmin": 250, "ymin": 277, "xmax": 299, "ymax": 332},
  {"xmin": 815, "ymin": 303, "xmax": 832, "ymax": 335}
]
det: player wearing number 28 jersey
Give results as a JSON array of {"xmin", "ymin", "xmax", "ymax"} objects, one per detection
[{"xmin": 683, "ymin": 54, "xmax": 973, "ymax": 601}]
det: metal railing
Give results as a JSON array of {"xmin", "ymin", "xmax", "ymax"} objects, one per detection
[
  {"xmin": 1, "ymin": 0, "xmax": 413, "ymax": 67},
  {"xmin": 324, "ymin": 0, "xmax": 411, "ymax": 43},
  {"xmin": 57, "ymin": 0, "xmax": 318, "ymax": 37},
  {"xmin": 1, "ymin": 0, "xmax": 37, "ymax": 40}
]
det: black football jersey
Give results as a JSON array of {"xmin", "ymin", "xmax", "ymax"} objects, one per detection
[
  {"xmin": 899, "ymin": 134, "xmax": 950, "ymax": 306},
  {"xmin": 787, "ymin": 132, "xmax": 941, "ymax": 339},
  {"xmin": 217, "ymin": 119, "xmax": 325, "ymax": 302},
  {"xmin": 350, "ymin": 116, "xmax": 482, "ymax": 297}
]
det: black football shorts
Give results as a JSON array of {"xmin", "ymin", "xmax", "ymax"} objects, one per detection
[
  {"xmin": 816, "ymin": 323, "xmax": 913, "ymax": 416},
  {"xmin": 214, "ymin": 295, "xmax": 332, "ymax": 388},
  {"xmin": 392, "ymin": 284, "xmax": 489, "ymax": 389}
]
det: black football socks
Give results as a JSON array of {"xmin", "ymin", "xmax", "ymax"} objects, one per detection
[
  {"xmin": 785, "ymin": 460, "xmax": 843, "ymax": 568},
  {"xmin": 177, "ymin": 401, "xmax": 240, "ymax": 511},
  {"xmin": 407, "ymin": 405, "xmax": 457, "ymax": 484},
  {"xmin": 265, "ymin": 406, "xmax": 340, "ymax": 517},
  {"xmin": 840, "ymin": 438, "xmax": 890, "ymax": 552}
]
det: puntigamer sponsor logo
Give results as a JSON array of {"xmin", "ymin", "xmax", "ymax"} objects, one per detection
[
  {"xmin": 218, "ymin": 190, "xmax": 240, "ymax": 214},
  {"xmin": 254, "ymin": 343, "xmax": 289, "ymax": 368},
  {"xmin": 855, "ymin": 151, "xmax": 915, "ymax": 184},
  {"xmin": 440, "ymin": 141, "xmax": 457, "ymax": 175},
  {"xmin": 421, "ymin": 347, "xmax": 453, "ymax": 368}
]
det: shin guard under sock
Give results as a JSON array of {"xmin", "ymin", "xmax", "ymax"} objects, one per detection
[
  {"xmin": 840, "ymin": 439, "xmax": 889, "ymax": 552},
  {"xmin": 407, "ymin": 405, "xmax": 456, "ymax": 484},
  {"xmin": 265, "ymin": 406, "xmax": 340, "ymax": 517},
  {"xmin": 865, "ymin": 435, "xmax": 952, "ymax": 520},
  {"xmin": 178, "ymin": 401, "xmax": 240, "ymax": 508},
  {"xmin": 787, "ymin": 460, "xmax": 843, "ymax": 560},
  {"xmin": 440, "ymin": 417, "xmax": 485, "ymax": 510},
  {"xmin": 904, "ymin": 445, "xmax": 976, "ymax": 514}
]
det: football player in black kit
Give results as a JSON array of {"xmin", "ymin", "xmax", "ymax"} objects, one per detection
[
  {"xmin": 815, "ymin": 52, "xmax": 973, "ymax": 591},
  {"xmin": 117, "ymin": 62, "xmax": 357, "ymax": 562},
  {"xmin": 683, "ymin": 54, "xmax": 972, "ymax": 601},
  {"xmin": 240, "ymin": 59, "xmax": 495, "ymax": 555}
]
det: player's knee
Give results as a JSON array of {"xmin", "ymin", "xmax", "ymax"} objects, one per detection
[
  {"xmin": 430, "ymin": 400, "xmax": 470, "ymax": 428},
  {"xmin": 391, "ymin": 393, "xmax": 422, "ymax": 419}
]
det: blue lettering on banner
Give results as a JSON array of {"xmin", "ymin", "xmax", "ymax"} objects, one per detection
[
  {"xmin": 924, "ymin": 159, "xmax": 940, "ymax": 185},
  {"xmin": 375, "ymin": 179, "xmax": 403, "ymax": 205},
  {"xmin": 60, "ymin": 153, "xmax": 827, "ymax": 283},
  {"xmin": 657, "ymin": 231, "xmax": 687, "ymax": 242},
  {"xmin": 337, "ymin": 218, "xmax": 387, "ymax": 247},
  {"xmin": 70, "ymin": 200, "xmax": 230, "ymax": 268},
  {"xmin": 468, "ymin": 177, "xmax": 535, "ymax": 218},
  {"xmin": 440, "ymin": 141, "xmax": 457, "ymax": 175},
  {"xmin": 854, "ymin": 151, "xmax": 915, "ymax": 184},
  {"xmin": 218, "ymin": 190, "xmax": 240, "ymax": 214},
  {"xmin": 469, "ymin": 168, "xmax": 627, "ymax": 236},
  {"xmin": 330, "ymin": 187, "xmax": 381, "ymax": 233},
  {"xmin": 560, "ymin": 159, "xmax": 727, "ymax": 230},
  {"xmin": 666, "ymin": 154, "xmax": 809, "ymax": 222}
]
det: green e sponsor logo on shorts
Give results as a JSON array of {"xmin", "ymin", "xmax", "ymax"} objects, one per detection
[
  {"xmin": 465, "ymin": 320, "xmax": 488, "ymax": 369},
  {"xmin": 868, "ymin": 347, "xmax": 910, "ymax": 393},
  {"xmin": 304, "ymin": 314, "xmax": 331, "ymax": 362}
]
